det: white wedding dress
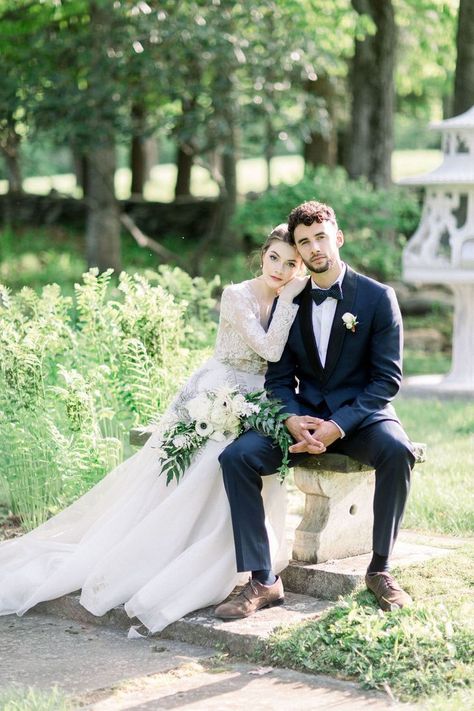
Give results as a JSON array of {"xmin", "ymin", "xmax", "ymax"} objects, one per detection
[{"xmin": 0, "ymin": 281, "xmax": 298, "ymax": 633}]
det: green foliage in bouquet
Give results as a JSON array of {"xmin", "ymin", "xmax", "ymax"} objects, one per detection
[{"xmin": 244, "ymin": 391, "xmax": 293, "ymax": 481}]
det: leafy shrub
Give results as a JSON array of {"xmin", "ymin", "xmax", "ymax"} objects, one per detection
[
  {"xmin": 146, "ymin": 265, "xmax": 220, "ymax": 349},
  {"xmin": 233, "ymin": 167, "xmax": 421, "ymax": 281},
  {"xmin": 0, "ymin": 268, "xmax": 217, "ymax": 528}
]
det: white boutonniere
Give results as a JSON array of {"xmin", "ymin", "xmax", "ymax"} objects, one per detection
[{"xmin": 342, "ymin": 312, "xmax": 359, "ymax": 333}]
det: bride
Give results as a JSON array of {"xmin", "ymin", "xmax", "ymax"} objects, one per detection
[{"xmin": 0, "ymin": 224, "xmax": 306, "ymax": 634}]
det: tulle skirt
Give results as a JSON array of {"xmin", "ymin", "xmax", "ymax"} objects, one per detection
[{"xmin": 0, "ymin": 358, "xmax": 287, "ymax": 633}]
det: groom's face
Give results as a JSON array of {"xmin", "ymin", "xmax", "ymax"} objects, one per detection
[{"xmin": 293, "ymin": 220, "xmax": 344, "ymax": 275}]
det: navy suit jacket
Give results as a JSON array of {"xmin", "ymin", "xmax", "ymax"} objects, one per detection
[{"xmin": 265, "ymin": 265, "xmax": 402, "ymax": 436}]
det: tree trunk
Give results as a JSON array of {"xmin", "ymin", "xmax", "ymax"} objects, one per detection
[
  {"xmin": 264, "ymin": 117, "xmax": 274, "ymax": 190},
  {"xmin": 85, "ymin": 139, "xmax": 121, "ymax": 273},
  {"xmin": 130, "ymin": 135, "xmax": 147, "ymax": 196},
  {"xmin": 195, "ymin": 122, "xmax": 238, "ymax": 273},
  {"xmin": 1, "ymin": 125, "xmax": 23, "ymax": 194},
  {"xmin": 453, "ymin": 0, "xmax": 474, "ymax": 116},
  {"xmin": 174, "ymin": 94, "xmax": 198, "ymax": 198},
  {"xmin": 130, "ymin": 104, "xmax": 147, "ymax": 197},
  {"xmin": 73, "ymin": 152, "xmax": 89, "ymax": 197},
  {"xmin": 370, "ymin": 0, "xmax": 396, "ymax": 188},
  {"xmin": 303, "ymin": 75, "xmax": 337, "ymax": 169},
  {"xmin": 208, "ymin": 75, "xmax": 239, "ymax": 252},
  {"xmin": 346, "ymin": 0, "xmax": 373, "ymax": 180},
  {"xmin": 347, "ymin": 0, "xmax": 396, "ymax": 188},
  {"xmin": 205, "ymin": 129, "xmax": 238, "ymax": 258},
  {"xmin": 174, "ymin": 144, "xmax": 193, "ymax": 197},
  {"xmin": 222, "ymin": 130, "xmax": 237, "ymax": 221}
]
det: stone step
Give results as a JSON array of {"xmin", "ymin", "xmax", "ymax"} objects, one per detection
[
  {"xmin": 281, "ymin": 539, "xmax": 452, "ymax": 599},
  {"xmin": 32, "ymin": 534, "xmax": 455, "ymax": 654},
  {"xmin": 34, "ymin": 590, "xmax": 333, "ymax": 657}
]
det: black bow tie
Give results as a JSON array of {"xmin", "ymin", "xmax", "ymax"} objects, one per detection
[{"xmin": 311, "ymin": 283, "xmax": 343, "ymax": 305}]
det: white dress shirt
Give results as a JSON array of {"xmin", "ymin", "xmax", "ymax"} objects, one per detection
[
  {"xmin": 311, "ymin": 264, "xmax": 346, "ymax": 367},
  {"xmin": 311, "ymin": 264, "xmax": 346, "ymax": 438}
]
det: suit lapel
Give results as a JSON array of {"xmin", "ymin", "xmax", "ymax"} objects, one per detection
[
  {"xmin": 299, "ymin": 280, "xmax": 324, "ymax": 378},
  {"xmin": 322, "ymin": 266, "xmax": 358, "ymax": 382}
]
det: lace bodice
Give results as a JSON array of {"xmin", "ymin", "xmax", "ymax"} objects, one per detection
[{"xmin": 213, "ymin": 281, "xmax": 299, "ymax": 374}]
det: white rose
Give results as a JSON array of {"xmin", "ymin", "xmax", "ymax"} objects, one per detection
[
  {"xmin": 172, "ymin": 434, "xmax": 188, "ymax": 449},
  {"xmin": 223, "ymin": 414, "xmax": 240, "ymax": 434},
  {"xmin": 210, "ymin": 401, "xmax": 227, "ymax": 426},
  {"xmin": 230, "ymin": 393, "xmax": 248, "ymax": 416},
  {"xmin": 342, "ymin": 312, "xmax": 358, "ymax": 331},
  {"xmin": 186, "ymin": 393, "xmax": 212, "ymax": 421}
]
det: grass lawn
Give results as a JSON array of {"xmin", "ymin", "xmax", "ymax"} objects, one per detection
[
  {"xmin": 263, "ymin": 543, "xmax": 473, "ymax": 705},
  {"xmin": 395, "ymin": 395, "xmax": 474, "ymax": 536},
  {"xmin": 0, "ymin": 150, "xmax": 443, "ymax": 201},
  {"xmin": 275, "ymin": 394, "xmax": 473, "ymax": 706}
]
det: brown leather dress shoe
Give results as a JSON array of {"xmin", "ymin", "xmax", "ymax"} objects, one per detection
[
  {"xmin": 365, "ymin": 571, "xmax": 413, "ymax": 611},
  {"xmin": 215, "ymin": 577, "xmax": 284, "ymax": 620}
]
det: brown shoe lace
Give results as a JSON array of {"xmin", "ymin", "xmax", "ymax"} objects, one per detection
[
  {"xmin": 229, "ymin": 578, "xmax": 259, "ymax": 605},
  {"xmin": 379, "ymin": 573, "xmax": 402, "ymax": 592},
  {"xmin": 243, "ymin": 578, "xmax": 260, "ymax": 600}
]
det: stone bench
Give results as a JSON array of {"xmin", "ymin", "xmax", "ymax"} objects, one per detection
[
  {"xmin": 130, "ymin": 427, "xmax": 426, "ymax": 564},
  {"xmin": 292, "ymin": 444, "xmax": 426, "ymax": 564}
]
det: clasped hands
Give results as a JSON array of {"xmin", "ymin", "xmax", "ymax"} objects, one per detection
[{"xmin": 285, "ymin": 415, "xmax": 341, "ymax": 455}]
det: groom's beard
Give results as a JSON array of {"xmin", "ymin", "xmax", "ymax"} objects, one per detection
[{"xmin": 301, "ymin": 255, "xmax": 334, "ymax": 274}]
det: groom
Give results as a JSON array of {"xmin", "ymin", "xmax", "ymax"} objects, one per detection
[{"xmin": 216, "ymin": 200, "xmax": 416, "ymax": 618}]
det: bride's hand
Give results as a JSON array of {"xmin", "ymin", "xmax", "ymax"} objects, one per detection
[{"xmin": 278, "ymin": 275, "xmax": 309, "ymax": 302}]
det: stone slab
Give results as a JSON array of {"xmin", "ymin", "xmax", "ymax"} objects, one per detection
[
  {"xmin": 34, "ymin": 591, "xmax": 333, "ymax": 657},
  {"xmin": 282, "ymin": 540, "xmax": 453, "ymax": 600},
  {"xmin": 129, "ymin": 429, "xmax": 426, "ymax": 467},
  {"xmin": 0, "ymin": 613, "xmax": 214, "ymax": 695},
  {"xmin": 1, "ymin": 613, "xmax": 410, "ymax": 710},
  {"xmin": 84, "ymin": 664, "xmax": 411, "ymax": 711}
]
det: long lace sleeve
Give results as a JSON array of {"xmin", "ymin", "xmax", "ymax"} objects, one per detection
[{"xmin": 219, "ymin": 285, "xmax": 298, "ymax": 362}]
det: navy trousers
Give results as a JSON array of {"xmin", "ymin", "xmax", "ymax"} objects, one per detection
[{"xmin": 219, "ymin": 420, "xmax": 415, "ymax": 573}]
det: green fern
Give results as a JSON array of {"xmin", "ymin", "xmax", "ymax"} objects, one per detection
[{"xmin": 0, "ymin": 267, "xmax": 216, "ymax": 528}]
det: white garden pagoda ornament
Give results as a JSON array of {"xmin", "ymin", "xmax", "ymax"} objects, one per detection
[{"xmin": 401, "ymin": 105, "xmax": 474, "ymax": 392}]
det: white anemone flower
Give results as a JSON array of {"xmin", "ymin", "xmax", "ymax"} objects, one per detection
[{"xmin": 195, "ymin": 420, "xmax": 214, "ymax": 437}]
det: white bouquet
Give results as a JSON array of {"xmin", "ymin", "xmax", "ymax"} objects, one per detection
[{"xmin": 157, "ymin": 386, "xmax": 292, "ymax": 485}]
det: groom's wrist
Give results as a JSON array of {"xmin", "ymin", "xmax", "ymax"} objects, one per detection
[{"xmin": 329, "ymin": 419, "xmax": 345, "ymax": 439}]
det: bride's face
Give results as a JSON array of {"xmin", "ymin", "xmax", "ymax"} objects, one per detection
[{"xmin": 261, "ymin": 241, "xmax": 302, "ymax": 290}]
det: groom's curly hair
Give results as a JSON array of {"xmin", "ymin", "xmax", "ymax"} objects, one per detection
[{"xmin": 287, "ymin": 201, "xmax": 337, "ymax": 243}]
